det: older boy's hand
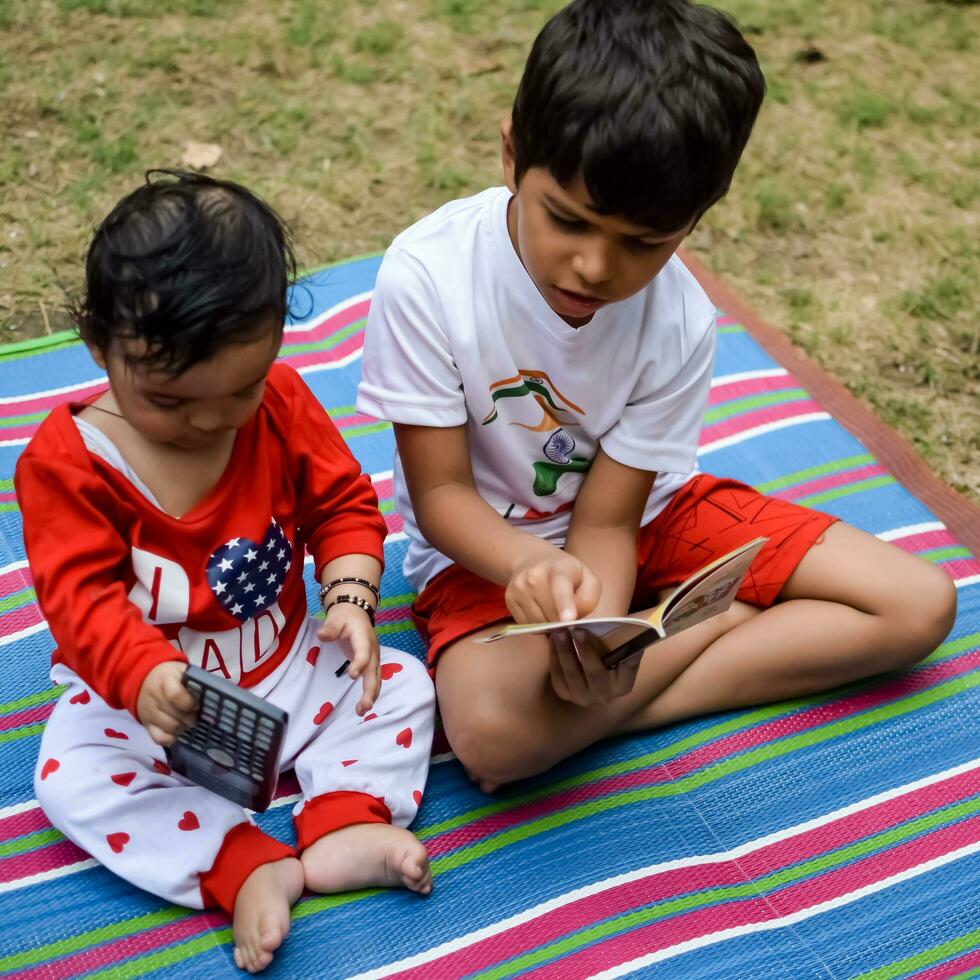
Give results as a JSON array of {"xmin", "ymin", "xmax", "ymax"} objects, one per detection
[
  {"xmin": 506, "ymin": 554, "xmax": 601, "ymax": 624},
  {"xmin": 317, "ymin": 604, "xmax": 381, "ymax": 716},
  {"xmin": 549, "ymin": 628, "xmax": 641, "ymax": 706},
  {"xmin": 137, "ymin": 661, "xmax": 199, "ymax": 747}
]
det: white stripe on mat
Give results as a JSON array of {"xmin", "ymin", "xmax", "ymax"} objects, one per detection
[
  {"xmin": 0, "ymin": 377, "xmax": 107, "ymax": 406},
  {"xmin": 876, "ymin": 522, "xmax": 946, "ymax": 541},
  {"xmin": 710, "ymin": 367, "xmax": 788, "ymax": 387},
  {"xmin": 345, "ymin": 758, "xmax": 980, "ymax": 980},
  {"xmin": 696, "ymin": 413, "xmax": 830, "ymax": 456}
]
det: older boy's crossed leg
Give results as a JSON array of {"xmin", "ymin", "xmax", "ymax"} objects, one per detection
[
  {"xmin": 630, "ymin": 521, "xmax": 956, "ymax": 729},
  {"xmin": 438, "ymin": 523, "xmax": 956, "ymax": 788}
]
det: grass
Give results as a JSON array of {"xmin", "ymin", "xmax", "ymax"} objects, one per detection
[{"xmin": 0, "ymin": 0, "xmax": 977, "ymax": 501}]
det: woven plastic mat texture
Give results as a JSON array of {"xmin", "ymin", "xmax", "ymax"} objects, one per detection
[{"xmin": 0, "ymin": 255, "xmax": 977, "ymax": 979}]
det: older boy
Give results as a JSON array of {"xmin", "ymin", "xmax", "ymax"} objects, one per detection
[{"xmin": 357, "ymin": 0, "xmax": 956, "ymax": 790}]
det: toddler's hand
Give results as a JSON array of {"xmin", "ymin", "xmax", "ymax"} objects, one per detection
[
  {"xmin": 506, "ymin": 553, "xmax": 601, "ymax": 625},
  {"xmin": 317, "ymin": 604, "xmax": 381, "ymax": 716},
  {"xmin": 137, "ymin": 661, "xmax": 199, "ymax": 746}
]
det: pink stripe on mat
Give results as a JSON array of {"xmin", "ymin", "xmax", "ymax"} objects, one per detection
[
  {"xmin": 285, "ymin": 299, "xmax": 371, "ymax": 342},
  {"xmin": 280, "ymin": 334, "xmax": 364, "ymax": 372},
  {"xmin": 0, "ymin": 701, "xmax": 52, "ymax": 734},
  {"xmin": 698, "ymin": 399, "xmax": 823, "ymax": 445},
  {"xmin": 943, "ymin": 558, "xmax": 980, "ymax": 580},
  {"xmin": 889, "ymin": 530, "xmax": 960, "ymax": 555},
  {"xmin": 0, "ymin": 805, "xmax": 50, "ymax": 841},
  {"xmin": 0, "ymin": 566, "xmax": 33, "ymax": 598},
  {"xmin": 386, "ymin": 767, "xmax": 980, "ymax": 980},
  {"xmin": 522, "ymin": 814, "xmax": 980, "ymax": 980},
  {"xmin": 335, "ymin": 412, "xmax": 383, "ymax": 430},
  {"xmin": 0, "ymin": 383, "xmax": 108, "ymax": 420},
  {"xmin": 0, "ymin": 838, "xmax": 90, "ymax": 885},
  {"xmin": 0, "ymin": 603, "xmax": 44, "ymax": 640},
  {"xmin": 708, "ymin": 373, "xmax": 797, "ymax": 405}
]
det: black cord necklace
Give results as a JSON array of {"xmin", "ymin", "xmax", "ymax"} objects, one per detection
[{"xmin": 84, "ymin": 403, "xmax": 125, "ymax": 420}]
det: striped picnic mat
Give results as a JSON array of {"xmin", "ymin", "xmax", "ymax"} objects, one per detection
[{"xmin": 1, "ymin": 254, "xmax": 978, "ymax": 979}]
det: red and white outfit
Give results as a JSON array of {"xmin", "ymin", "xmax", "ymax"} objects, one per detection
[{"xmin": 16, "ymin": 363, "xmax": 434, "ymax": 916}]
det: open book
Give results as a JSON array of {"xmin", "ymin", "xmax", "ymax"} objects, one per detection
[{"xmin": 480, "ymin": 536, "xmax": 767, "ymax": 668}]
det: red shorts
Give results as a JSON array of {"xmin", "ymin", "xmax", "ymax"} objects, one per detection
[{"xmin": 411, "ymin": 474, "xmax": 838, "ymax": 668}]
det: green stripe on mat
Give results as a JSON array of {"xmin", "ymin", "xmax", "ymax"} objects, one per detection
[
  {"xmin": 856, "ymin": 926, "xmax": 980, "ymax": 979},
  {"xmin": 0, "ymin": 827, "xmax": 62, "ymax": 859},
  {"xmin": 342, "ymin": 422, "xmax": 391, "ymax": 438},
  {"xmin": 0, "ymin": 907, "xmax": 191, "ymax": 973},
  {"xmin": 0, "ymin": 587, "xmax": 35, "ymax": 613},
  {"xmin": 921, "ymin": 546, "xmax": 972, "ymax": 563},
  {"xmin": 796, "ymin": 475, "xmax": 896, "ymax": 507},
  {"xmin": 4, "ymin": 652, "xmax": 977, "ymax": 975},
  {"xmin": 278, "ymin": 318, "xmax": 365, "ymax": 357},
  {"xmin": 87, "ymin": 929, "xmax": 235, "ymax": 980},
  {"xmin": 0, "ymin": 685, "xmax": 64, "ymax": 715},
  {"xmin": 0, "ymin": 411, "xmax": 47, "ymax": 429},
  {"xmin": 753, "ymin": 454, "xmax": 875, "ymax": 494},
  {"xmin": 703, "ymin": 388, "xmax": 808, "ymax": 425},
  {"xmin": 0, "ymin": 722, "xmax": 46, "ymax": 745},
  {"xmin": 470, "ymin": 797, "xmax": 980, "ymax": 980},
  {"xmin": 718, "ymin": 324, "xmax": 744, "ymax": 334}
]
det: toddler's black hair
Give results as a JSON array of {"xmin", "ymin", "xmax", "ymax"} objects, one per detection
[
  {"xmin": 511, "ymin": 0, "xmax": 766, "ymax": 232},
  {"xmin": 75, "ymin": 170, "xmax": 297, "ymax": 375}
]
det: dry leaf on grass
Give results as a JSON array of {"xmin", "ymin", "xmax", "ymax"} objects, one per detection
[{"xmin": 180, "ymin": 141, "xmax": 223, "ymax": 170}]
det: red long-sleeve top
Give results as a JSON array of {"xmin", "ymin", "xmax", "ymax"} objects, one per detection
[{"xmin": 15, "ymin": 363, "xmax": 387, "ymax": 718}]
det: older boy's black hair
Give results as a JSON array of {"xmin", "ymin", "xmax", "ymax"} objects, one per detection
[
  {"xmin": 75, "ymin": 170, "xmax": 297, "ymax": 375},
  {"xmin": 511, "ymin": 0, "xmax": 765, "ymax": 232}
]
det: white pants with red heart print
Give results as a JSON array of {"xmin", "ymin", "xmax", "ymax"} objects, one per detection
[{"xmin": 34, "ymin": 619, "xmax": 435, "ymax": 914}]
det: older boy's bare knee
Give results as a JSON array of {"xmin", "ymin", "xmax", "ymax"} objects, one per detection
[
  {"xmin": 443, "ymin": 697, "xmax": 545, "ymax": 786},
  {"xmin": 876, "ymin": 561, "xmax": 957, "ymax": 670}
]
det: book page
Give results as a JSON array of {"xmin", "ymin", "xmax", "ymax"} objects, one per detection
[
  {"xmin": 660, "ymin": 539, "xmax": 765, "ymax": 636},
  {"xmin": 479, "ymin": 616, "xmax": 657, "ymax": 644}
]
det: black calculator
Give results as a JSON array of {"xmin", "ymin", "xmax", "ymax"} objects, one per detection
[{"xmin": 167, "ymin": 666, "xmax": 288, "ymax": 812}]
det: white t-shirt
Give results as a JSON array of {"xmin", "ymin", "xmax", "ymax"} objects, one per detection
[{"xmin": 357, "ymin": 187, "xmax": 716, "ymax": 591}]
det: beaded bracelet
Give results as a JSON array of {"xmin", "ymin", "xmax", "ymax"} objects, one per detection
[
  {"xmin": 324, "ymin": 594, "xmax": 376, "ymax": 625},
  {"xmin": 318, "ymin": 576, "xmax": 380, "ymax": 608}
]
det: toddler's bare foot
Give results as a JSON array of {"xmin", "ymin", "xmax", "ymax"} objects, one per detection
[
  {"xmin": 232, "ymin": 857, "xmax": 304, "ymax": 974},
  {"xmin": 301, "ymin": 823, "xmax": 432, "ymax": 896}
]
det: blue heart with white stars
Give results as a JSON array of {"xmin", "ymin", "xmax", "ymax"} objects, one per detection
[{"xmin": 206, "ymin": 518, "xmax": 292, "ymax": 622}]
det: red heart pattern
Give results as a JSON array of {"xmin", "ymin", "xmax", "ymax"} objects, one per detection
[
  {"xmin": 70, "ymin": 690, "xmax": 91, "ymax": 705},
  {"xmin": 413, "ymin": 790, "xmax": 423, "ymax": 806},
  {"xmin": 363, "ymin": 713, "xmax": 377, "ymax": 722},
  {"xmin": 306, "ymin": 646, "xmax": 321, "ymax": 666},
  {"xmin": 314, "ymin": 702, "xmax": 334, "ymax": 725},
  {"xmin": 341, "ymin": 759, "xmax": 357, "ymax": 767},
  {"xmin": 380, "ymin": 663, "xmax": 403, "ymax": 681},
  {"xmin": 104, "ymin": 728, "xmax": 128, "ymax": 740},
  {"xmin": 107, "ymin": 832, "xmax": 129, "ymax": 853},
  {"xmin": 178, "ymin": 810, "xmax": 200, "ymax": 831},
  {"xmin": 40, "ymin": 758, "xmax": 60, "ymax": 781},
  {"xmin": 111, "ymin": 772, "xmax": 136, "ymax": 787},
  {"xmin": 396, "ymin": 727, "xmax": 413, "ymax": 749},
  {"xmin": 153, "ymin": 760, "xmax": 172, "ymax": 775}
]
